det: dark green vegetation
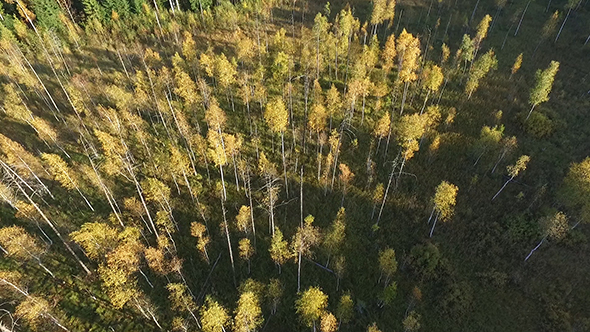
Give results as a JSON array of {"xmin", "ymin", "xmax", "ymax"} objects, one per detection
[{"xmin": 0, "ymin": 0, "xmax": 589, "ymax": 331}]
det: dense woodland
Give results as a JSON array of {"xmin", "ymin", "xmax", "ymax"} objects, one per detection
[{"xmin": 0, "ymin": 0, "xmax": 589, "ymax": 330}]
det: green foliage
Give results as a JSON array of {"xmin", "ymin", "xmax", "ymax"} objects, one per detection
[
  {"xmin": 524, "ymin": 111, "xmax": 554, "ymax": 138},
  {"xmin": 30, "ymin": 0, "xmax": 63, "ymax": 32},
  {"xmin": 465, "ymin": 49, "xmax": 497, "ymax": 98},
  {"xmin": 409, "ymin": 243, "xmax": 441, "ymax": 278},
  {"xmin": 529, "ymin": 61, "xmax": 560, "ymax": 110},
  {"xmin": 189, "ymin": 0, "xmax": 212, "ymax": 12},
  {"xmin": 0, "ymin": 1, "xmax": 588, "ymax": 331}
]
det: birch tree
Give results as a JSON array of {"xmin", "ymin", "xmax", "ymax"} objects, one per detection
[
  {"xmin": 292, "ymin": 215, "xmax": 321, "ymax": 292},
  {"xmin": 269, "ymin": 227, "xmax": 290, "ymax": 274},
  {"xmin": 524, "ymin": 211, "xmax": 569, "ymax": 261},
  {"xmin": 190, "ymin": 222, "xmax": 210, "ymax": 264},
  {"xmin": 234, "ymin": 291, "xmax": 263, "ymax": 332},
  {"xmin": 239, "ymin": 238, "xmax": 254, "ymax": 274},
  {"xmin": 396, "ymin": 29, "xmax": 421, "ymax": 116},
  {"xmin": 200, "ymin": 296, "xmax": 230, "ymax": 332},
  {"xmin": 323, "ymin": 207, "xmax": 346, "ymax": 267},
  {"xmin": 264, "ymin": 98, "xmax": 289, "ymax": 193},
  {"xmin": 419, "ymin": 64, "xmax": 443, "ymax": 113},
  {"xmin": 428, "ymin": 181, "xmax": 459, "ymax": 237},
  {"xmin": 166, "ymin": 283, "xmax": 200, "ymax": 329},
  {"xmin": 465, "ymin": 49, "xmax": 497, "ymax": 99},
  {"xmin": 510, "ymin": 53, "xmax": 523, "ymax": 80},
  {"xmin": 378, "ymin": 248, "xmax": 397, "ymax": 285},
  {"xmin": 0, "ymin": 226, "xmax": 53, "ymax": 276},
  {"xmin": 555, "ymin": 0, "xmax": 577, "ymax": 43},
  {"xmin": 295, "ymin": 286, "xmax": 328, "ymax": 332},
  {"xmin": 492, "ymin": 155, "xmax": 530, "ymax": 200},
  {"xmin": 561, "ymin": 157, "xmax": 590, "ymax": 221},
  {"xmin": 528, "ymin": 61, "xmax": 559, "ymax": 120},
  {"xmin": 41, "ymin": 153, "xmax": 94, "ymax": 210}
]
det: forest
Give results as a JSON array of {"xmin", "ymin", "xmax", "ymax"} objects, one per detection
[{"xmin": 0, "ymin": 0, "xmax": 589, "ymax": 330}]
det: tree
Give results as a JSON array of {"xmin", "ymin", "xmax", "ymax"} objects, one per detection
[
  {"xmin": 338, "ymin": 163, "xmax": 354, "ymax": 205},
  {"xmin": 472, "ymin": 15, "xmax": 492, "ymax": 61},
  {"xmin": 525, "ymin": 211, "xmax": 569, "ymax": 261},
  {"xmin": 535, "ymin": 11, "xmax": 559, "ymax": 53},
  {"xmin": 239, "ymin": 238, "xmax": 254, "ymax": 274},
  {"xmin": 367, "ymin": 322, "xmax": 382, "ymax": 332},
  {"xmin": 378, "ymin": 248, "xmax": 398, "ymax": 285},
  {"xmin": 312, "ymin": 13, "xmax": 329, "ymax": 78},
  {"xmin": 264, "ymin": 97, "xmax": 289, "ymax": 193},
  {"xmin": 190, "ymin": 222, "xmax": 210, "ymax": 263},
  {"xmin": 336, "ymin": 293, "xmax": 354, "ymax": 327},
  {"xmin": 373, "ymin": 114, "xmax": 391, "ymax": 154},
  {"xmin": 403, "ymin": 311, "xmax": 421, "ymax": 331},
  {"xmin": 267, "ymin": 279, "xmax": 283, "ymax": 315},
  {"xmin": 396, "ymin": 29, "xmax": 421, "ymax": 115},
  {"xmin": 295, "ymin": 286, "xmax": 328, "ymax": 331},
  {"xmin": 528, "ymin": 61, "xmax": 559, "ymax": 120},
  {"xmin": 320, "ymin": 312, "xmax": 338, "ymax": 332},
  {"xmin": 41, "ymin": 153, "xmax": 94, "ymax": 210},
  {"xmin": 377, "ymin": 112, "xmax": 432, "ymax": 226},
  {"xmin": 0, "ymin": 226, "xmax": 52, "ymax": 276},
  {"xmin": 323, "ymin": 207, "xmax": 346, "ymax": 267},
  {"xmin": 292, "ymin": 215, "xmax": 321, "ymax": 292},
  {"xmin": 234, "ymin": 291, "xmax": 263, "ymax": 332},
  {"xmin": 15, "ymin": 295, "xmax": 68, "ymax": 331},
  {"xmin": 429, "ymin": 181, "xmax": 459, "ymax": 237},
  {"xmin": 555, "ymin": 0, "xmax": 577, "ymax": 43},
  {"xmin": 269, "ymin": 227, "xmax": 290, "ymax": 273},
  {"xmin": 236, "ymin": 205, "xmax": 252, "ymax": 234},
  {"xmin": 491, "ymin": 136, "xmax": 518, "ymax": 173},
  {"xmin": 326, "ymin": 84, "xmax": 342, "ymax": 132},
  {"xmin": 492, "ymin": 155, "xmax": 530, "ymax": 200},
  {"xmin": 457, "ymin": 35, "xmax": 475, "ymax": 71},
  {"xmin": 200, "ymin": 296, "xmax": 230, "ymax": 332},
  {"xmin": 309, "ymin": 102, "xmax": 328, "ymax": 143},
  {"xmin": 510, "ymin": 53, "xmax": 523, "ymax": 80},
  {"xmin": 333, "ymin": 255, "xmax": 346, "ymax": 291},
  {"xmin": 259, "ymin": 152, "xmax": 280, "ymax": 235},
  {"xmin": 420, "ymin": 64, "xmax": 444, "ymax": 113},
  {"xmin": 166, "ymin": 283, "xmax": 200, "ymax": 328},
  {"xmin": 473, "ymin": 125, "xmax": 504, "ymax": 166},
  {"xmin": 561, "ymin": 157, "xmax": 590, "ymax": 222},
  {"xmin": 381, "ymin": 34, "xmax": 396, "ymax": 73},
  {"xmin": 465, "ymin": 49, "xmax": 497, "ymax": 99}
]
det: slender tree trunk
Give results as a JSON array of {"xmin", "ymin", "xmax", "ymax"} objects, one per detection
[
  {"xmin": 514, "ymin": 0, "xmax": 531, "ymax": 36},
  {"xmin": 300, "ymin": 166, "xmax": 304, "ymax": 228},
  {"xmin": 526, "ymin": 104, "xmax": 536, "ymax": 120},
  {"xmin": 524, "ymin": 236, "xmax": 546, "ymax": 261},
  {"xmin": 491, "ymin": 149, "xmax": 507, "ymax": 173},
  {"xmin": 220, "ymin": 195, "xmax": 235, "ymax": 281},
  {"xmin": 400, "ymin": 81, "xmax": 409, "ymax": 115},
  {"xmin": 429, "ymin": 210, "xmax": 440, "ymax": 237},
  {"xmin": 281, "ymin": 132, "xmax": 288, "ymax": 196},
  {"xmin": 490, "ymin": 7, "xmax": 502, "ymax": 31},
  {"xmin": 376, "ymin": 161, "xmax": 397, "ymax": 226},
  {"xmin": 247, "ymin": 175, "xmax": 256, "ymax": 247},
  {"xmin": 297, "ymin": 249, "xmax": 302, "ymax": 292},
  {"xmin": 470, "ymin": 0, "xmax": 481, "ymax": 24},
  {"xmin": 1, "ymin": 162, "xmax": 92, "ymax": 275},
  {"xmin": 555, "ymin": 7, "xmax": 572, "ymax": 43},
  {"xmin": 502, "ymin": 23, "xmax": 513, "ymax": 49},
  {"xmin": 420, "ymin": 90, "xmax": 431, "ymax": 114},
  {"xmin": 492, "ymin": 176, "xmax": 514, "ymax": 200}
]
